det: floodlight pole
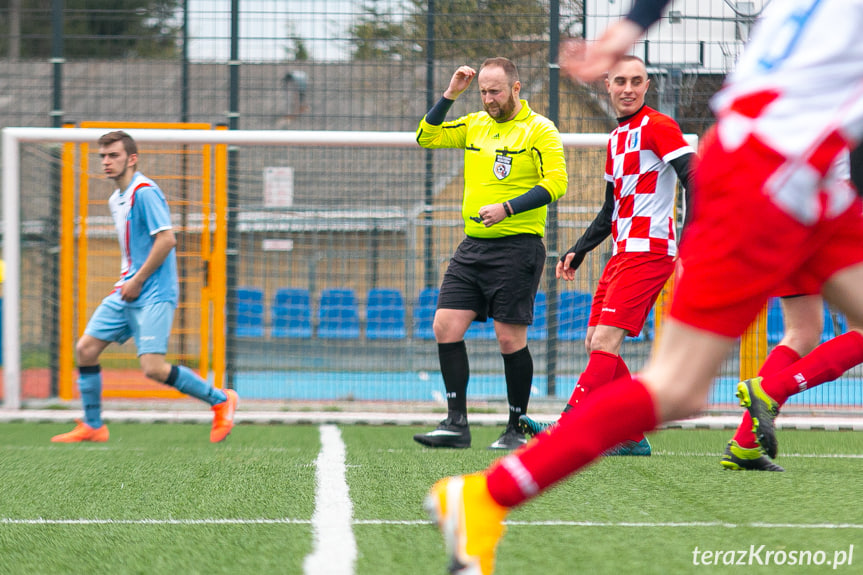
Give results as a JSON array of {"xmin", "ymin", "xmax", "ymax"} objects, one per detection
[
  {"xmin": 423, "ymin": 1, "xmax": 436, "ymax": 290},
  {"xmin": 225, "ymin": 0, "xmax": 241, "ymax": 391},
  {"xmin": 48, "ymin": 0, "xmax": 64, "ymax": 397},
  {"xmin": 547, "ymin": 0, "xmax": 561, "ymax": 397}
]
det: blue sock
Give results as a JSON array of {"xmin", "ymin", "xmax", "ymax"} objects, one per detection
[
  {"xmin": 166, "ymin": 365, "xmax": 227, "ymax": 406},
  {"xmin": 78, "ymin": 365, "xmax": 103, "ymax": 429}
]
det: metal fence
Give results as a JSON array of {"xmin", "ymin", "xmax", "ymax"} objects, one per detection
[{"xmin": 1, "ymin": 0, "xmax": 758, "ymax": 131}]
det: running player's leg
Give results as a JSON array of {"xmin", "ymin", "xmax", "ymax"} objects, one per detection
[
  {"xmin": 51, "ymin": 300, "xmax": 121, "ymax": 442},
  {"xmin": 727, "ymin": 295, "xmax": 820, "ymax": 454},
  {"xmin": 75, "ymin": 334, "xmax": 112, "ymax": 430},
  {"xmin": 757, "ymin": 298, "xmax": 863, "ymax": 409},
  {"xmin": 132, "ymin": 302, "xmax": 226, "ymax": 405},
  {"xmin": 132, "ymin": 302, "xmax": 236, "ymax": 442}
]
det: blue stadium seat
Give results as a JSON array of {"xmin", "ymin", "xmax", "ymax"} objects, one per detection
[
  {"xmin": 366, "ymin": 288, "xmax": 406, "ymax": 340},
  {"xmin": 235, "ymin": 286, "xmax": 265, "ymax": 338},
  {"xmin": 465, "ymin": 317, "xmax": 495, "ymax": 340},
  {"xmin": 413, "ymin": 287, "xmax": 439, "ymax": 340},
  {"xmin": 317, "ymin": 288, "xmax": 360, "ymax": 339},
  {"xmin": 527, "ymin": 291, "xmax": 547, "ymax": 341},
  {"xmin": 271, "ymin": 288, "xmax": 312, "ymax": 338},
  {"xmin": 766, "ymin": 298, "xmax": 784, "ymax": 344},
  {"xmin": 558, "ymin": 291, "xmax": 592, "ymax": 341}
]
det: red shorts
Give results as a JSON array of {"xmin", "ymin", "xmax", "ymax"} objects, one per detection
[
  {"xmin": 773, "ymin": 281, "xmax": 818, "ymax": 299},
  {"xmin": 671, "ymin": 137, "xmax": 863, "ymax": 337},
  {"xmin": 589, "ymin": 252, "xmax": 674, "ymax": 337}
]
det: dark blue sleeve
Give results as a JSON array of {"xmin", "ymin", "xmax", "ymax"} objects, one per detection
[
  {"xmin": 425, "ymin": 97, "xmax": 455, "ymax": 126},
  {"xmin": 626, "ymin": 0, "xmax": 673, "ymax": 30},
  {"xmin": 565, "ymin": 181, "xmax": 614, "ymax": 258},
  {"xmin": 851, "ymin": 144, "xmax": 863, "ymax": 196},
  {"xmin": 506, "ymin": 185, "xmax": 553, "ymax": 215}
]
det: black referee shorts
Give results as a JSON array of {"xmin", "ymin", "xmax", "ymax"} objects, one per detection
[{"xmin": 438, "ymin": 234, "xmax": 545, "ymax": 325}]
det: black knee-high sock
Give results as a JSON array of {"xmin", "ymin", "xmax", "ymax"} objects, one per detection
[
  {"xmin": 503, "ymin": 346, "xmax": 533, "ymax": 428},
  {"xmin": 438, "ymin": 341, "xmax": 469, "ymax": 418}
]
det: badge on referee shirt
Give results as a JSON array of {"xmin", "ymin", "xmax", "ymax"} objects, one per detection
[{"xmin": 493, "ymin": 155, "xmax": 512, "ymax": 180}]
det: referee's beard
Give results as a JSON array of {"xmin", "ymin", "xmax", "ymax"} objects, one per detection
[{"xmin": 484, "ymin": 93, "xmax": 518, "ymax": 122}]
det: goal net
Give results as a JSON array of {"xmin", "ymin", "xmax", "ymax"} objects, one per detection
[{"xmin": 3, "ymin": 127, "xmax": 860, "ymax": 414}]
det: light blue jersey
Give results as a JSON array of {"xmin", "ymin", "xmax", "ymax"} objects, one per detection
[{"xmin": 105, "ymin": 172, "xmax": 178, "ymax": 307}]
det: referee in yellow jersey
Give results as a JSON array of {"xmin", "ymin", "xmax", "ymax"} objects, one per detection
[{"xmin": 413, "ymin": 57, "xmax": 568, "ymax": 450}]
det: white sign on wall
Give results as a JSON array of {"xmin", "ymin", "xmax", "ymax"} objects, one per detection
[
  {"xmin": 262, "ymin": 239, "xmax": 294, "ymax": 252},
  {"xmin": 264, "ymin": 166, "xmax": 294, "ymax": 208}
]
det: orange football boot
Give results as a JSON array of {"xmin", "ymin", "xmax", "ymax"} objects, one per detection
[
  {"xmin": 51, "ymin": 419, "xmax": 109, "ymax": 443},
  {"xmin": 210, "ymin": 389, "xmax": 239, "ymax": 442}
]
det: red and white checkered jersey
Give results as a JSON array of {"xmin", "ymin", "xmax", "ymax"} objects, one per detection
[
  {"xmin": 605, "ymin": 106, "xmax": 693, "ymax": 257},
  {"xmin": 711, "ymin": 0, "xmax": 863, "ymax": 224}
]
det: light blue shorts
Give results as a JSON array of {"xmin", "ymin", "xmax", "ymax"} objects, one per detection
[{"xmin": 84, "ymin": 298, "xmax": 175, "ymax": 355}]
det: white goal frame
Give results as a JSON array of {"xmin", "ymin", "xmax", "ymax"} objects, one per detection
[{"xmin": 1, "ymin": 127, "xmax": 694, "ymax": 410}]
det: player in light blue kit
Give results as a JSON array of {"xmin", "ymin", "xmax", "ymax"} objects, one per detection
[{"xmin": 51, "ymin": 131, "xmax": 238, "ymax": 443}]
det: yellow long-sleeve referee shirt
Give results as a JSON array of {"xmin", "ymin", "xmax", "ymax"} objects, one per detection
[{"xmin": 416, "ymin": 99, "xmax": 568, "ymax": 239}]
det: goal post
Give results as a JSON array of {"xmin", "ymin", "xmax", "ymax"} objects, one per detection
[{"xmin": 2, "ymin": 127, "xmax": 817, "ymax": 415}]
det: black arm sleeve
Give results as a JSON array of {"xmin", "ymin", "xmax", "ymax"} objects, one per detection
[
  {"xmin": 626, "ymin": 0, "xmax": 674, "ymax": 29},
  {"xmin": 425, "ymin": 96, "xmax": 455, "ymax": 126},
  {"xmin": 851, "ymin": 144, "xmax": 863, "ymax": 196},
  {"xmin": 561, "ymin": 181, "xmax": 614, "ymax": 271},
  {"xmin": 669, "ymin": 152, "xmax": 697, "ymax": 232},
  {"xmin": 507, "ymin": 185, "xmax": 553, "ymax": 215}
]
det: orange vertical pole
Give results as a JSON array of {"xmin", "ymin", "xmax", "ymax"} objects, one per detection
[
  {"xmin": 77, "ymin": 146, "xmax": 90, "ymax": 338},
  {"xmin": 652, "ymin": 270, "xmax": 675, "ymax": 344},
  {"xmin": 212, "ymin": 126, "xmax": 228, "ymax": 389},
  {"xmin": 199, "ymin": 144, "xmax": 212, "ymax": 379},
  {"xmin": 740, "ymin": 305, "xmax": 768, "ymax": 381},
  {"xmin": 59, "ymin": 126, "xmax": 77, "ymax": 400}
]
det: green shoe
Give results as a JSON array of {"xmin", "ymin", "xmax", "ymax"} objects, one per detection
[
  {"xmin": 736, "ymin": 377, "xmax": 781, "ymax": 459},
  {"xmin": 517, "ymin": 414, "xmax": 556, "ymax": 437},
  {"xmin": 720, "ymin": 440, "xmax": 784, "ymax": 472},
  {"xmin": 604, "ymin": 437, "xmax": 651, "ymax": 456}
]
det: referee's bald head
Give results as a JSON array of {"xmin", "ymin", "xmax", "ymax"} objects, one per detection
[{"xmin": 480, "ymin": 57, "xmax": 519, "ymax": 87}]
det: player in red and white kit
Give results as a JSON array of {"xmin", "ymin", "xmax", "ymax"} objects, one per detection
[
  {"xmin": 422, "ymin": 1, "xmax": 863, "ymax": 572},
  {"xmin": 518, "ymin": 56, "xmax": 695, "ymax": 457}
]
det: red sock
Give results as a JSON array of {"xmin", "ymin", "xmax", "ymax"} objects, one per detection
[
  {"xmin": 566, "ymin": 350, "xmax": 619, "ymax": 408},
  {"xmin": 610, "ymin": 357, "xmax": 645, "ymax": 442},
  {"xmin": 614, "ymin": 355, "xmax": 631, "ymax": 380},
  {"xmin": 486, "ymin": 377, "xmax": 658, "ymax": 508},
  {"xmin": 759, "ymin": 345, "xmax": 802, "ymax": 379},
  {"xmin": 732, "ymin": 345, "xmax": 800, "ymax": 448},
  {"xmin": 761, "ymin": 331, "xmax": 863, "ymax": 404}
]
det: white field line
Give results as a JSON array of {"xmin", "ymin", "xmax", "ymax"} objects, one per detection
[
  {"xmin": 653, "ymin": 451, "xmax": 863, "ymax": 458},
  {"xmin": 303, "ymin": 424, "xmax": 356, "ymax": 575},
  {"xmin": 5, "ymin": 410, "xmax": 863, "ymax": 431},
  {"xmin": 6, "ymin": 444, "xmax": 863, "ymax": 460},
  {"xmin": 3, "ymin": 518, "xmax": 863, "ymax": 529}
]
